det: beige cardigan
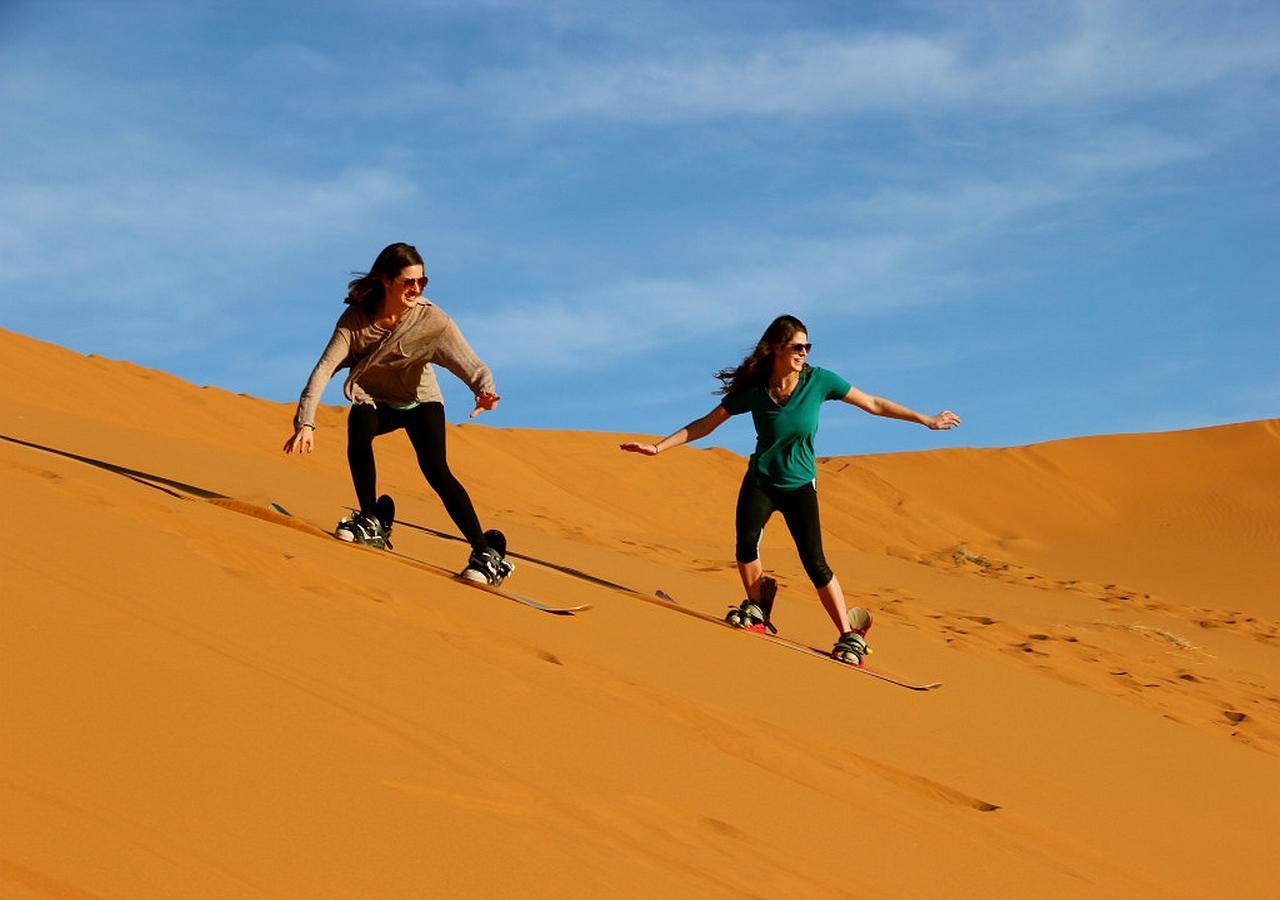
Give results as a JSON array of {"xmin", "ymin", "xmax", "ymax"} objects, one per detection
[{"xmin": 293, "ymin": 299, "xmax": 496, "ymax": 430}]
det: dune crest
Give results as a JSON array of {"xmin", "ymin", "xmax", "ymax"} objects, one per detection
[{"xmin": 3, "ymin": 326, "xmax": 1278, "ymax": 897}]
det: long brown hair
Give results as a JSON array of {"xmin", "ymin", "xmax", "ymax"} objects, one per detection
[
  {"xmin": 714, "ymin": 314, "xmax": 809, "ymax": 395},
  {"xmin": 344, "ymin": 242, "xmax": 426, "ymax": 314}
]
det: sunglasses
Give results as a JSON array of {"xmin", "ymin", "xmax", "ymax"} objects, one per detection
[
  {"xmin": 396, "ymin": 276, "xmax": 428, "ymax": 289},
  {"xmin": 786, "ymin": 342, "xmax": 812, "ymax": 354}
]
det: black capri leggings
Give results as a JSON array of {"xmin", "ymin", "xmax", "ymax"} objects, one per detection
[
  {"xmin": 734, "ymin": 475, "xmax": 834, "ymax": 589},
  {"xmin": 347, "ymin": 401, "xmax": 486, "ymax": 550}
]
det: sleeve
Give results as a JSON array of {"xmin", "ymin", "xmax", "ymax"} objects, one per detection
[
  {"xmin": 821, "ymin": 367, "xmax": 852, "ymax": 401},
  {"xmin": 720, "ymin": 389, "xmax": 751, "ymax": 416},
  {"xmin": 433, "ymin": 316, "xmax": 497, "ymax": 396},
  {"xmin": 293, "ymin": 325, "xmax": 353, "ymax": 430}
]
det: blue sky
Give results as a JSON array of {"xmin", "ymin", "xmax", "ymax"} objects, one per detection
[{"xmin": 3, "ymin": 0, "xmax": 1277, "ymax": 456}]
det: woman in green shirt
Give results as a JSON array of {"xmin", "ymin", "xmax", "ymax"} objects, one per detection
[{"xmin": 621, "ymin": 314, "xmax": 960, "ymax": 664}]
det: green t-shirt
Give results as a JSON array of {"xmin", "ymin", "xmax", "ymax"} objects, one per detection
[{"xmin": 720, "ymin": 366, "xmax": 852, "ymax": 491}]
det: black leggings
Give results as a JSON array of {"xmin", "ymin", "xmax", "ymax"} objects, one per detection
[
  {"xmin": 347, "ymin": 402, "xmax": 486, "ymax": 550},
  {"xmin": 734, "ymin": 476, "xmax": 834, "ymax": 589}
]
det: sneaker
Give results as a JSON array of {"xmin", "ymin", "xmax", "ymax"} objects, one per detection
[
  {"xmin": 334, "ymin": 513, "xmax": 358, "ymax": 542},
  {"xmin": 460, "ymin": 530, "xmax": 515, "ymax": 586},
  {"xmin": 832, "ymin": 630, "xmax": 870, "ymax": 666},
  {"xmin": 334, "ymin": 510, "xmax": 390, "ymax": 549},
  {"xmin": 726, "ymin": 600, "xmax": 772, "ymax": 632},
  {"xmin": 725, "ymin": 575, "xmax": 778, "ymax": 633},
  {"xmin": 461, "ymin": 546, "xmax": 516, "ymax": 586}
]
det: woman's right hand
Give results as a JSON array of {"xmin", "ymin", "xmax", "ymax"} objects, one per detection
[
  {"xmin": 283, "ymin": 427, "xmax": 315, "ymax": 455},
  {"xmin": 926, "ymin": 410, "xmax": 962, "ymax": 430},
  {"xmin": 619, "ymin": 441, "xmax": 659, "ymax": 456}
]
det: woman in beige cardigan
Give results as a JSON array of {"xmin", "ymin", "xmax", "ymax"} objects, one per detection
[{"xmin": 283, "ymin": 242, "xmax": 513, "ymax": 586}]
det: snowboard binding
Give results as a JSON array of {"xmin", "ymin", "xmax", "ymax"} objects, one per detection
[
  {"xmin": 373, "ymin": 494, "xmax": 395, "ymax": 550},
  {"xmin": 335, "ymin": 494, "xmax": 396, "ymax": 550},
  {"xmin": 726, "ymin": 575, "xmax": 779, "ymax": 634},
  {"xmin": 461, "ymin": 528, "xmax": 516, "ymax": 586},
  {"xmin": 832, "ymin": 606, "xmax": 874, "ymax": 666}
]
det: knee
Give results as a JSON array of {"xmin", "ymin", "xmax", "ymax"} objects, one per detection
[
  {"xmin": 805, "ymin": 558, "xmax": 833, "ymax": 589},
  {"xmin": 346, "ymin": 438, "xmax": 375, "ymax": 461},
  {"xmin": 417, "ymin": 456, "xmax": 456, "ymax": 490}
]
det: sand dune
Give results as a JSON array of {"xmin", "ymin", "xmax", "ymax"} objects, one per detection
[{"xmin": 2, "ymin": 326, "xmax": 1278, "ymax": 897}]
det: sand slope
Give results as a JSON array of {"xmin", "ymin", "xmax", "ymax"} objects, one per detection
[{"xmin": 2, "ymin": 326, "xmax": 1278, "ymax": 897}]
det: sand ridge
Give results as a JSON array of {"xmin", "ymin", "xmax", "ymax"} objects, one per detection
[{"xmin": 2, "ymin": 326, "xmax": 1279, "ymax": 897}]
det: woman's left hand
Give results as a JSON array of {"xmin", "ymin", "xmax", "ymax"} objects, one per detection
[
  {"xmin": 470, "ymin": 391, "xmax": 500, "ymax": 418},
  {"xmin": 927, "ymin": 410, "xmax": 961, "ymax": 430}
]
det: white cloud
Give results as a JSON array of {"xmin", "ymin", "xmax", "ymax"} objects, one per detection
[
  {"xmin": 495, "ymin": 34, "xmax": 966, "ymax": 122},
  {"xmin": 851, "ymin": 179, "xmax": 1066, "ymax": 236},
  {"xmin": 465, "ymin": 234, "xmax": 921, "ymax": 372},
  {"xmin": 1060, "ymin": 126, "xmax": 1206, "ymax": 176},
  {"xmin": 370, "ymin": 3, "xmax": 1280, "ymax": 126},
  {"xmin": 242, "ymin": 43, "xmax": 341, "ymax": 80},
  {"xmin": 0, "ymin": 154, "xmax": 409, "ymax": 281}
]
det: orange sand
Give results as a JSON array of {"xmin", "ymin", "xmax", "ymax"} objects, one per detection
[{"xmin": 2, "ymin": 326, "xmax": 1278, "ymax": 897}]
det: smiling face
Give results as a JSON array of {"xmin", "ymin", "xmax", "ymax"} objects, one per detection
[
  {"xmin": 774, "ymin": 330, "xmax": 811, "ymax": 377},
  {"xmin": 382, "ymin": 264, "xmax": 426, "ymax": 309}
]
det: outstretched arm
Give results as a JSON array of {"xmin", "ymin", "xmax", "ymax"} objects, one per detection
[
  {"xmin": 620, "ymin": 405, "xmax": 731, "ymax": 456},
  {"xmin": 435, "ymin": 316, "xmax": 500, "ymax": 419},
  {"xmin": 283, "ymin": 326, "xmax": 352, "ymax": 455},
  {"xmin": 841, "ymin": 386, "xmax": 960, "ymax": 430}
]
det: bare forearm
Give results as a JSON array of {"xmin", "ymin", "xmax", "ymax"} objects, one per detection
[
  {"xmin": 651, "ymin": 429, "xmax": 686, "ymax": 453},
  {"xmin": 867, "ymin": 396, "xmax": 929, "ymax": 425},
  {"xmin": 621, "ymin": 406, "xmax": 729, "ymax": 457},
  {"xmin": 860, "ymin": 394, "xmax": 961, "ymax": 431},
  {"xmin": 656, "ymin": 419, "xmax": 705, "ymax": 453}
]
